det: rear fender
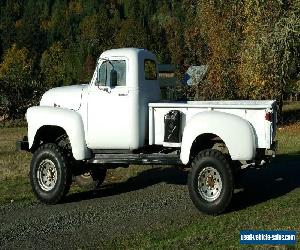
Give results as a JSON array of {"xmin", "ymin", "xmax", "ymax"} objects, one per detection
[{"xmin": 180, "ymin": 111, "xmax": 256, "ymax": 165}]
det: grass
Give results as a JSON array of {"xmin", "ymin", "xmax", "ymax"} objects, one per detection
[
  {"xmin": 276, "ymin": 101, "xmax": 300, "ymax": 156},
  {"xmin": 0, "ymin": 127, "xmax": 31, "ymax": 181},
  {"xmin": 282, "ymin": 101, "xmax": 300, "ymax": 112},
  {"xmin": 0, "ymin": 103, "xmax": 300, "ymax": 248},
  {"xmin": 277, "ymin": 123, "xmax": 300, "ymax": 155},
  {"xmin": 0, "ymin": 127, "xmax": 34, "ymax": 203},
  {"xmin": 0, "ymin": 177, "xmax": 34, "ymax": 204}
]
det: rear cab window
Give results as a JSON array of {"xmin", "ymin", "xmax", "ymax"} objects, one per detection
[{"xmin": 144, "ymin": 59, "xmax": 157, "ymax": 80}]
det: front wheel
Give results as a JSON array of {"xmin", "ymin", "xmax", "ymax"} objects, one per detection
[
  {"xmin": 30, "ymin": 143, "xmax": 72, "ymax": 204},
  {"xmin": 188, "ymin": 149, "xmax": 234, "ymax": 215}
]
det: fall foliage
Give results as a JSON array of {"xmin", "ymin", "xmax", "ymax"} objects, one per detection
[{"xmin": 0, "ymin": 0, "xmax": 299, "ymax": 118}]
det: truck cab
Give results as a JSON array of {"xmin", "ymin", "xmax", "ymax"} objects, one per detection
[{"xmin": 39, "ymin": 48, "xmax": 161, "ymax": 151}]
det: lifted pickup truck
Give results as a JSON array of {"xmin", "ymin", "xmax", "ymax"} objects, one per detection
[{"xmin": 17, "ymin": 48, "xmax": 277, "ymax": 215}]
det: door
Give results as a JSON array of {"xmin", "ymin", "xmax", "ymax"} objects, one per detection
[{"xmin": 87, "ymin": 59, "xmax": 131, "ymax": 149}]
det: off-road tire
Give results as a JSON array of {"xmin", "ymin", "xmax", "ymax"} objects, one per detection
[
  {"xmin": 74, "ymin": 166, "xmax": 107, "ymax": 189},
  {"xmin": 30, "ymin": 143, "xmax": 72, "ymax": 204},
  {"xmin": 188, "ymin": 149, "xmax": 234, "ymax": 215}
]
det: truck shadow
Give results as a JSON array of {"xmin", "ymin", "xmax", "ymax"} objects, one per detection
[
  {"xmin": 65, "ymin": 154, "xmax": 300, "ymax": 213},
  {"xmin": 280, "ymin": 107, "xmax": 300, "ymax": 125},
  {"xmin": 64, "ymin": 166, "xmax": 188, "ymax": 203},
  {"xmin": 230, "ymin": 154, "xmax": 300, "ymax": 212}
]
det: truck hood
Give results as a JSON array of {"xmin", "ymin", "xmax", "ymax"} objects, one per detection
[{"xmin": 40, "ymin": 84, "xmax": 88, "ymax": 110}]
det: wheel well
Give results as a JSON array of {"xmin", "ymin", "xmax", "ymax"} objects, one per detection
[
  {"xmin": 31, "ymin": 126, "xmax": 68, "ymax": 152},
  {"xmin": 189, "ymin": 133, "xmax": 229, "ymax": 161}
]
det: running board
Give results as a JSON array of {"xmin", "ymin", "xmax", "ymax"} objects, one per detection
[{"xmin": 88, "ymin": 153, "xmax": 182, "ymax": 165}]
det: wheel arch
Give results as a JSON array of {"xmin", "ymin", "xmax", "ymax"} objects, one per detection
[
  {"xmin": 27, "ymin": 106, "xmax": 92, "ymax": 160},
  {"xmin": 189, "ymin": 133, "xmax": 228, "ymax": 160},
  {"xmin": 180, "ymin": 111, "xmax": 257, "ymax": 165},
  {"xmin": 31, "ymin": 125, "xmax": 67, "ymax": 151}
]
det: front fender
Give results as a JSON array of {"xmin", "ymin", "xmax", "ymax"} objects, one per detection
[
  {"xmin": 26, "ymin": 106, "xmax": 91, "ymax": 160},
  {"xmin": 180, "ymin": 111, "xmax": 256, "ymax": 165}
]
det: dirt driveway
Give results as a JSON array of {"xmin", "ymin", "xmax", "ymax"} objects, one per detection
[
  {"xmin": 0, "ymin": 155, "xmax": 299, "ymax": 249},
  {"xmin": 0, "ymin": 166, "xmax": 200, "ymax": 249}
]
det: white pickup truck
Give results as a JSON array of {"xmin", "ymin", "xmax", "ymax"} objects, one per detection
[{"xmin": 17, "ymin": 48, "xmax": 277, "ymax": 215}]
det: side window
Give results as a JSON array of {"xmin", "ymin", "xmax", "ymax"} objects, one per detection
[
  {"xmin": 113, "ymin": 60, "xmax": 126, "ymax": 86},
  {"xmin": 144, "ymin": 60, "xmax": 157, "ymax": 80},
  {"xmin": 98, "ymin": 62, "xmax": 108, "ymax": 86},
  {"xmin": 97, "ymin": 60, "xmax": 126, "ymax": 87}
]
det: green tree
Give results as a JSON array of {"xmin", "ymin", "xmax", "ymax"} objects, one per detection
[
  {"xmin": 48, "ymin": 0, "xmax": 69, "ymax": 44},
  {"xmin": 147, "ymin": 19, "xmax": 170, "ymax": 63},
  {"xmin": 0, "ymin": 44, "xmax": 38, "ymax": 119},
  {"xmin": 192, "ymin": 0, "xmax": 242, "ymax": 100},
  {"xmin": 123, "ymin": 0, "xmax": 141, "ymax": 19},
  {"xmin": 41, "ymin": 42, "xmax": 65, "ymax": 88},
  {"xmin": 114, "ymin": 18, "xmax": 148, "ymax": 48},
  {"xmin": 80, "ymin": 54, "xmax": 96, "ymax": 83},
  {"xmin": 182, "ymin": 1, "xmax": 207, "ymax": 67},
  {"xmin": 62, "ymin": 44, "xmax": 85, "ymax": 85},
  {"xmin": 237, "ymin": 0, "xmax": 300, "ymax": 111},
  {"xmin": 0, "ymin": 1, "xmax": 23, "ymax": 53},
  {"xmin": 15, "ymin": 0, "xmax": 48, "ymax": 57},
  {"xmin": 79, "ymin": 12, "xmax": 113, "ymax": 57}
]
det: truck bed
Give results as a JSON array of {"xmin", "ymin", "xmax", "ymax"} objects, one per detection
[
  {"xmin": 149, "ymin": 100, "xmax": 276, "ymax": 109},
  {"xmin": 149, "ymin": 100, "xmax": 277, "ymax": 149}
]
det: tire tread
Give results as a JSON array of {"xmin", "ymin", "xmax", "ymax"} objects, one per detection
[
  {"xmin": 188, "ymin": 149, "xmax": 233, "ymax": 215},
  {"xmin": 30, "ymin": 143, "xmax": 71, "ymax": 204}
]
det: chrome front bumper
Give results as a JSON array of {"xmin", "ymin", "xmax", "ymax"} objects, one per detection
[{"xmin": 16, "ymin": 136, "xmax": 29, "ymax": 152}]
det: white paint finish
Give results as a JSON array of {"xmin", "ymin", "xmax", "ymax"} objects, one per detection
[
  {"xmin": 150, "ymin": 100, "xmax": 276, "ymax": 164},
  {"xmin": 40, "ymin": 84, "xmax": 88, "ymax": 110},
  {"xmin": 163, "ymin": 142, "xmax": 182, "ymax": 147},
  {"xmin": 149, "ymin": 107, "xmax": 154, "ymax": 145},
  {"xmin": 87, "ymin": 48, "xmax": 160, "ymax": 150},
  {"xmin": 180, "ymin": 111, "xmax": 256, "ymax": 164},
  {"xmin": 26, "ymin": 106, "xmax": 91, "ymax": 160},
  {"xmin": 86, "ymin": 84, "xmax": 133, "ymax": 149},
  {"xmin": 149, "ymin": 102, "xmax": 276, "ymax": 149},
  {"xmin": 149, "ymin": 100, "xmax": 276, "ymax": 109}
]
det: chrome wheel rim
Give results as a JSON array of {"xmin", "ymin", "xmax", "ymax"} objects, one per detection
[
  {"xmin": 81, "ymin": 172, "xmax": 92, "ymax": 179},
  {"xmin": 37, "ymin": 159, "xmax": 57, "ymax": 191},
  {"xmin": 198, "ymin": 166, "xmax": 222, "ymax": 202}
]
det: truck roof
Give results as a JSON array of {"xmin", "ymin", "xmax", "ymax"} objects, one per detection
[{"xmin": 99, "ymin": 48, "xmax": 155, "ymax": 61}]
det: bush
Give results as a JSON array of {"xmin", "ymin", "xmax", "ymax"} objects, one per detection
[{"xmin": 0, "ymin": 44, "xmax": 40, "ymax": 119}]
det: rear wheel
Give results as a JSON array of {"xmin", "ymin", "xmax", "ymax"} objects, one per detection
[
  {"xmin": 188, "ymin": 149, "xmax": 234, "ymax": 215},
  {"xmin": 30, "ymin": 143, "xmax": 72, "ymax": 204},
  {"xmin": 74, "ymin": 166, "xmax": 107, "ymax": 189}
]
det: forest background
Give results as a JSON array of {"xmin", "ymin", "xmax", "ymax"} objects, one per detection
[{"xmin": 0, "ymin": 0, "xmax": 299, "ymax": 119}]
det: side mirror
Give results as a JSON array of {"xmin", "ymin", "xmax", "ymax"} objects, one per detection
[{"xmin": 110, "ymin": 69, "xmax": 118, "ymax": 87}]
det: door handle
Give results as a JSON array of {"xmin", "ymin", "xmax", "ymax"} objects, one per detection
[
  {"xmin": 98, "ymin": 87, "xmax": 111, "ymax": 93},
  {"xmin": 118, "ymin": 93, "xmax": 128, "ymax": 96}
]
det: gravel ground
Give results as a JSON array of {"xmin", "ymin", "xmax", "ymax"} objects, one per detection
[
  {"xmin": 2, "ymin": 157, "xmax": 298, "ymax": 249},
  {"xmin": 0, "ymin": 166, "xmax": 200, "ymax": 249}
]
